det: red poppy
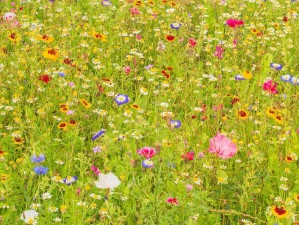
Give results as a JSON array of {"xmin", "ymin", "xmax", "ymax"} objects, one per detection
[
  {"xmin": 182, "ymin": 151, "xmax": 195, "ymax": 161},
  {"xmin": 166, "ymin": 35, "xmax": 175, "ymax": 42},
  {"xmin": 39, "ymin": 74, "xmax": 52, "ymax": 83}
]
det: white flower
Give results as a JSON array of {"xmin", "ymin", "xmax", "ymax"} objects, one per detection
[
  {"xmin": 94, "ymin": 172, "xmax": 121, "ymax": 189},
  {"xmin": 3, "ymin": 12, "xmax": 16, "ymax": 21},
  {"xmin": 42, "ymin": 192, "xmax": 52, "ymax": 200},
  {"xmin": 20, "ymin": 210, "xmax": 38, "ymax": 225}
]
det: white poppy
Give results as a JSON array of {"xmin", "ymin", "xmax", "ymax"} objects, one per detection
[
  {"xmin": 20, "ymin": 210, "xmax": 38, "ymax": 224},
  {"xmin": 94, "ymin": 172, "xmax": 121, "ymax": 189}
]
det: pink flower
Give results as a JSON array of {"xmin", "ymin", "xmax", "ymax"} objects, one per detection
[
  {"xmin": 137, "ymin": 147, "xmax": 156, "ymax": 159},
  {"xmin": 123, "ymin": 66, "xmax": 131, "ymax": 75},
  {"xmin": 136, "ymin": 35, "xmax": 142, "ymax": 40},
  {"xmin": 226, "ymin": 18, "xmax": 244, "ymax": 28},
  {"xmin": 188, "ymin": 38, "xmax": 197, "ymax": 48},
  {"xmin": 214, "ymin": 45, "xmax": 224, "ymax": 59},
  {"xmin": 130, "ymin": 7, "xmax": 140, "ymax": 15},
  {"xmin": 166, "ymin": 197, "xmax": 179, "ymax": 206},
  {"xmin": 263, "ymin": 80, "xmax": 278, "ymax": 94},
  {"xmin": 91, "ymin": 165, "xmax": 100, "ymax": 176},
  {"xmin": 208, "ymin": 132, "xmax": 237, "ymax": 159}
]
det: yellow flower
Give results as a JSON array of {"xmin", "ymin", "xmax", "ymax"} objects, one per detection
[
  {"xmin": 36, "ymin": 35, "xmax": 54, "ymax": 43},
  {"xmin": 271, "ymin": 206, "xmax": 288, "ymax": 219},
  {"xmin": 60, "ymin": 205, "xmax": 67, "ymax": 213},
  {"xmin": 236, "ymin": 109, "xmax": 248, "ymax": 120},
  {"xmin": 8, "ymin": 32, "xmax": 21, "ymax": 44},
  {"xmin": 58, "ymin": 122, "xmax": 68, "ymax": 131},
  {"xmin": 80, "ymin": 99, "xmax": 91, "ymax": 109},
  {"xmin": 91, "ymin": 31, "xmax": 107, "ymax": 42},
  {"xmin": 43, "ymin": 48, "xmax": 59, "ymax": 61},
  {"xmin": 242, "ymin": 70, "xmax": 252, "ymax": 80},
  {"xmin": 0, "ymin": 174, "xmax": 9, "ymax": 183}
]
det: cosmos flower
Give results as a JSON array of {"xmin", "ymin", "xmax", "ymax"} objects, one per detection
[
  {"xmin": 34, "ymin": 166, "xmax": 48, "ymax": 175},
  {"xmin": 142, "ymin": 159, "xmax": 154, "ymax": 168},
  {"xmin": 94, "ymin": 172, "xmax": 121, "ymax": 189},
  {"xmin": 208, "ymin": 132, "xmax": 237, "ymax": 159},
  {"xmin": 170, "ymin": 22, "xmax": 181, "ymax": 30},
  {"xmin": 270, "ymin": 63, "xmax": 283, "ymax": 70},
  {"xmin": 3, "ymin": 12, "xmax": 16, "ymax": 21},
  {"xmin": 91, "ymin": 129, "xmax": 106, "ymax": 141},
  {"xmin": 114, "ymin": 94, "xmax": 130, "ymax": 106},
  {"xmin": 226, "ymin": 18, "xmax": 244, "ymax": 28},
  {"xmin": 101, "ymin": 0, "xmax": 112, "ymax": 6},
  {"xmin": 91, "ymin": 165, "xmax": 100, "ymax": 176},
  {"xmin": 20, "ymin": 210, "xmax": 38, "ymax": 225},
  {"xmin": 263, "ymin": 80, "xmax": 278, "ymax": 94},
  {"xmin": 137, "ymin": 147, "xmax": 156, "ymax": 159},
  {"xmin": 31, "ymin": 154, "xmax": 45, "ymax": 163}
]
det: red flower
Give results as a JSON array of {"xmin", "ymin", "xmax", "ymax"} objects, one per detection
[
  {"xmin": 188, "ymin": 38, "xmax": 197, "ymax": 48},
  {"xmin": 182, "ymin": 151, "xmax": 195, "ymax": 161},
  {"xmin": 226, "ymin": 18, "xmax": 244, "ymax": 28},
  {"xmin": 166, "ymin": 197, "xmax": 179, "ymax": 206},
  {"xmin": 161, "ymin": 70, "xmax": 170, "ymax": 79},
  {"xmin": 39, "ymin": 74, "xmax": 52, "ymax": 83},
  {"xmin": 263, "ymin": 80, "xmax": 278, "ymax": 94},
  {"xmin": 166, "ymin": 35, "xmax": 175, "ymax": 42}
]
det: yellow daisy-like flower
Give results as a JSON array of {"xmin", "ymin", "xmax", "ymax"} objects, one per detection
[
  {"xmin": 272, "ymin": 113, "xmax": 284, "ymax": 124},
  {"xmin": 80, "ymin": 99, "xmax": 91, "ymax": 109},
  {"xmin": 294, "ymin": 194, "xmax": 299, "ymax": 203},
  {"xmin": 91, "ymin": 31, "xmax": 107, "ymax": 42},
  {"xmin": 236, "ymin": 109, "xmax": 248, "ymax": 120},
  {"xmin": 13, "ymin": 137, "xmax": 24, "ymax": 145},
  {"xmin": 36, "ymin": 35, "xmax": 54, "ymax": 43},
  {"xmin": 131, "ymin": 104, "xmax": 140, "ymax": 110},
  {"xmin": 242, "ymin": 70, "xmax": 252, "ymax": 80},
  {"xmin": 58, "ymin": 122, "xmax": 68, "ymax": 131},
  {"xmin": 43, "ymin": 48, "xmax": 59, "ymax": 61},
  {"xmin": 271, "ymin": 206, "xmax": 288, "ymax": 219},
  {"xmin": 8, "ymin": 32, "xmax": 21, "ymax": 44}
]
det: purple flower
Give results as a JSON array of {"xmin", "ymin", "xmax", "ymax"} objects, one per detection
[
  {"xmin": 92, "ymin": 129, "xmax": 106, "ymax": 141},
  {"xmin": 281, "ymin": 74, "xmax": 292, "ymax": 82},
  {"xmin": 234, "ymin": 74, "xmax": 245, "ymax": 80},
  {"xmin": 270, "ymin": 63, "xmax": 283, "ymax": 71},
  {"xmin": 170, "ymin": 23, "xmax": 181, "ymax": 30},
  {"xmin": 93, "ymin": 146, "xmax": 102, "ymax": 153},
  {"xmin": 142, "ymin": 159, "xmax": 154, "ymax": 168},
  {"xmin": 101, "ymin": 0, "xmax": 112, "ymax": 6},
  {"xmin": 170, "ymin": 120, "xmax": 182, "ymax": 128},
  {"xmin": 145, "ymin": 64, "xmax": 154, "ymax": 70},
  {"xmin": 34, "ymin": 166, "xmax": 48, "ymax": 175},
  {"xmin": 114, "ymin": 94, "xmax": 130, "ymax": 106},
  {"xmin": 31, "ymin": 154, "xmax": 45, "ymax": 163}
]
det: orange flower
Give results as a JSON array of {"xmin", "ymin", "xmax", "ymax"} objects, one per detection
[
  {"xmin": 8, "ymin": 32, "xmax": 20, "ymax": 43},
  {"xmin": 58, "ymin": 122, "xmax": 68, "ymax": 131},
  {"xmin": 37, "ymin": 34, "xmax": 54, "ymax": 43},
  {"xmin": 80, "ymin": 99, "xmax": 91, "ymax": 109},
  {"xmin": 236, "ymin": 109, "xmax": 248, "ymax": 120},
  {"xmin": 91, "ymin": 31, "xmax": 107, "ymax": 42},
  {"xmin": 13, "ymin": 137, "xmax": 24, "ymax": 145},
  {"xmin": 69, "ymin": 120, "xmax": 77, "ymax": 126}
]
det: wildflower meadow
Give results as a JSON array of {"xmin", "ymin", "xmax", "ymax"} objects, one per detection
[{"xmin": 1, "ymin": 0, "xmax": 299, "ymax": 224}]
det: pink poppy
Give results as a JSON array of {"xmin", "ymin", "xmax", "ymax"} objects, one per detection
[
  {"xmin": 166, "ymin": 197, "xmax": 179, "ymax": 206},
  {"xmin": 226, "ymin": 18, "xmax": 244, "ymax": 28},
  {"xmin": 263, "ymin": 80, "xmax": 278, "ymax": 94},
  {"xmin": 208, "ymin": 132, "xmax": 237, "ymax": 159},
  {"xmin": 137, "ymin": 147, "xmax": 156, "ymax": 159},
  {"xmin": 188, "ymin": 38, "xmax": 197, "ymax": 48}
]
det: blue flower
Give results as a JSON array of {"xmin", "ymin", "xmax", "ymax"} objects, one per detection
[
  {"xmin": 290, "ymin": 76, "xmax": 299, "ymax": 85},
  {"xmin": 142, "ymin": 160, "xmax": 154, "ymax": 168},
  {"xmin": 170, "ymin": 23, "xmax": 181, "ymax": 30},
  {"xmin": 280, "ymin": 74, "xmax": 292, "ymax": 82},
  {"xmin": 114, "ymin": 94, "xmax": 130, "ymax": 106},
  {"xmin": 31, "ymin": 154, "xmax": 45, "ymax": 163},
  {"xmin": 92, "ymin": 129, "xmax": 106, "ymax": 141},
  {"xmin": 63, "ymin": 176, "xmax": 77, "ymax": 185},
  {"xmin": 234, "ymin": 74, "xmax": 245, "ymax": 80},
  {"xmin": 270, "ymin": 63, "xmax": 283, "ymax": 70},
  {"xmin": 34, "ymin": 166, "xmax": 48, "ymax": 175},
  {"xmin": 58, "ymin": 72, "xmax": 65, "ymax": 77},
  {"xmin": 170, "ymin": 120, "xmax": 182, "ymax": 128}
]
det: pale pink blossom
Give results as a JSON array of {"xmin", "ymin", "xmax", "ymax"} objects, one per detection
[{"xmin": 208, "ymin": 132, "xmax": 237, "ymax": 159}]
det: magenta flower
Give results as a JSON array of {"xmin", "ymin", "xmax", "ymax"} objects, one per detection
[
  {"xmin": 226, "ymin": 18, "xmax": 244, "ymax": 28},
  {"xmin": 123, "ymin": 66, "xmax": 131, "ymax": 75},
  {"xmin": 188, "ymin": 38, "xmax": 197, "ymax": 48},
  {"xmin": 208, "ymin": 132, "xmax": 237, "ymax": 159},
  {"xmin": 214, "ymin": 45, "xmax": 224, "ymax": 59},
  {"xmin": 166, "ymin": 197, "xmax": 179, "ymax": 206},
  {"xmin": 263, "ymin": 80, "xmax": 278, "ymax": 94},
  {"xmin": 130, "ymin": 7, "xmax": 140, "ymax": 15},
  {"xmin": 137, "ymin": 147, "xmax": 156, "ymax": 159}
]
